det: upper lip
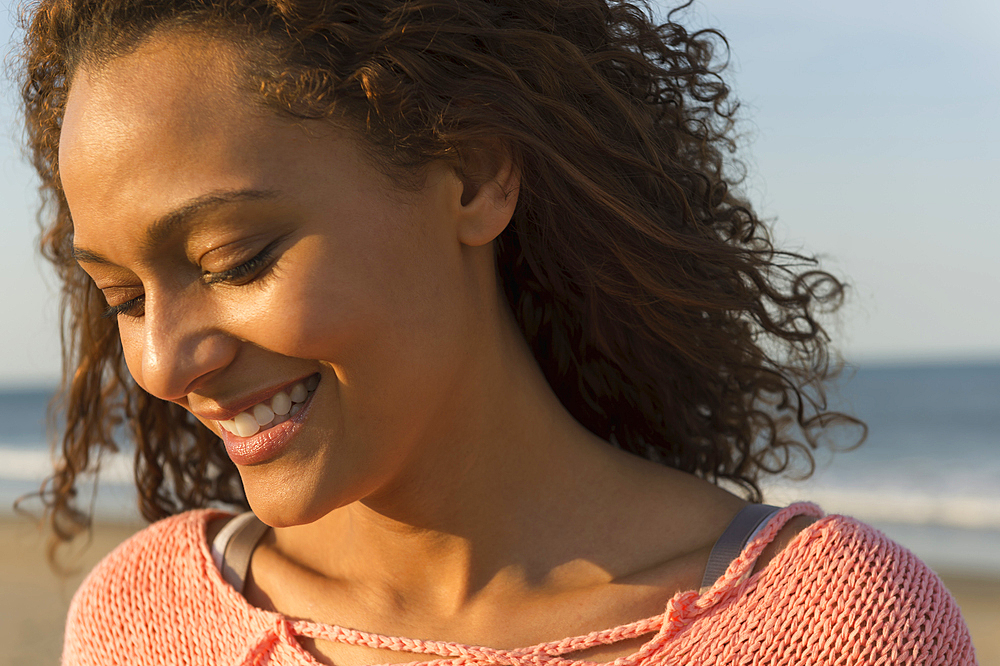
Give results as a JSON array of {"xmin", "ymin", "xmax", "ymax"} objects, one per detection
[{"xmin": 189, "ymin": 373, "xmax": 317, "ymax": 422}]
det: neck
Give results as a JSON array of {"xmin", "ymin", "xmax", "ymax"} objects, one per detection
[{"xmin": 268, "ymin": 298, "xmax": 636, "ymax": 611}]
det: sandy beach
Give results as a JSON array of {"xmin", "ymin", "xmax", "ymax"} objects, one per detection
[
  {"xmin": 1, "ymin": 517, "xmax": 145, "ymax": 666},
  {"xmin": 2, "ymin": 517, "xmax": 998, "ymax": 666}
]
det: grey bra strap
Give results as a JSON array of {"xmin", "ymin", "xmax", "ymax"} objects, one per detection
[
  {"xmin": 211, "ymin": 505, "xmax": 779, "ymax": 595},
  {"xmin": 700, "ymin": 503, "xmax": 781, "ymax": 591},
  {"xmin": 210, "ymin": 511, "xmax": 269, "ymax": 594}
]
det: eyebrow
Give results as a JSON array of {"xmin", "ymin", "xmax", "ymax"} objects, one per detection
[{"xmin": 72, "ymin": 188, "xmax": 281, "ymax": 265}]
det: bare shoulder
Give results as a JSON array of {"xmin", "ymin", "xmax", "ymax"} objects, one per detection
[{"xmin": 637, "ymin": 468, "xmax": 821, "ymax": 580}]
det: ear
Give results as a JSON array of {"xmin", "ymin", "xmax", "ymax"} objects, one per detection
[{"xmin": 453, "ymin": 141, "xmax": 520, "ymax": 248}]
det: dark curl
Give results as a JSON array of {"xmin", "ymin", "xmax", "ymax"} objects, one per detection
[{"xmin": 18, "ymin": 0, "xmax": 863, "ymax": 549}]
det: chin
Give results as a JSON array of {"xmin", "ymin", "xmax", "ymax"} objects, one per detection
[
  {"xmin": 237, "ymin": 463, "xmax": 356, "ymax": 528},
  {"xmin": 245, "ymin": 491, "xmax": 339, "ymax": 528}
]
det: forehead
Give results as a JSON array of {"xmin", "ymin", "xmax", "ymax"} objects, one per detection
[
  {"xmin": 61, "ymin": 30, "xmax": 249, "ymax": 160},
  {"xmin": 58, "ymin": 32, "xmax": 288, "ymax": 245}
]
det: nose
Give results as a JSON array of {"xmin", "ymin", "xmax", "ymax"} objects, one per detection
[{"xmin": 132, "ymin": 289, "xmax": 238, "ymax": 402}]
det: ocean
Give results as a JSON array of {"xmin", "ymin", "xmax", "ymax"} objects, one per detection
[{"xmin": 2, "ymin": 362, "xmax": 999, "ymax": 577}]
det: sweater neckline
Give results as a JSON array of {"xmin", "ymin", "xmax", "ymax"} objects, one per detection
[{"xmin": 193, "ymin": 503, "xmax": 824, "ymax": 666}]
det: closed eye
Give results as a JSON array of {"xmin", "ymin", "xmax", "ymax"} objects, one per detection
[
  {"xmin": 100, "ymin": 237, "xmax": 286, "ymax": 319},
  {"xmin": 202, "ymin": 239, "xmax": 281, "ymax": 286},
  {"xmin": 102, "ymin": 294, "xmax": 145, "ymax": 319}
]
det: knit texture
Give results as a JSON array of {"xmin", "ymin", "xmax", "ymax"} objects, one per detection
[{"xmin": 62, "ymin": 503, "xmax": 979, "ymax": 665}]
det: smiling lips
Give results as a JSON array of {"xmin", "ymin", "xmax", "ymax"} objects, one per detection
[{"xmin": 219, "ymin": 374, "xmax": 320, "ymax": 438}]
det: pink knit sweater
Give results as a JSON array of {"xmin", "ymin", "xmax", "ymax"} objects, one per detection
[{"xmin": 62, "ymin": 503, "xmax": 978, "ymax": 665}]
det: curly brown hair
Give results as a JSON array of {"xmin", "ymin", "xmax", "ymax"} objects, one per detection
[{"xmin": 18, "ymin": 0, "xmax": 862, "ymax": 550}]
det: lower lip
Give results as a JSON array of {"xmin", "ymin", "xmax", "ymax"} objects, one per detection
[{"xmin": 220, "ymin": 392, "xmax": 315, "ymax": 466}]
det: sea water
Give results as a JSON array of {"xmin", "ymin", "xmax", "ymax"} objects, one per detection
[
  {"xmin": 2, "ymin": 362, "xmax": 999, "ymax": 576},
  {"xmin": 760, "ymin": 362, "xmax": 1000, "ymax": 577}
]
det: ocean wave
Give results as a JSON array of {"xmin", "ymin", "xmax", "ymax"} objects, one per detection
[
  {"xmin": 3, "ymin": 445, "xmax": 998, "ymax": 530},
  {"xmin": 0, "ymin": 446, "xmax": 133, "ymax": 484},
  {"xmin": 762, "ymin": 482, "xmax": 1000, "ymax": 530}
]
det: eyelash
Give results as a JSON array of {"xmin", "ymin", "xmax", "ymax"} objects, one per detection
[
  {"xmin": 202, "ymin": 243, "xmax": 278, "ymax": 286},
  {"xmin": 102, "ymin": 294, "xmax": 145, "ymax": 320},
  {"xmin": 101, "ymin": 243, "xmax": 279, "ymax": 320}
]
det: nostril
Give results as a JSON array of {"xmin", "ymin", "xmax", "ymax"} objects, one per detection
[{"xmin": 138, "ymin": 311, "xmax": 240, "ymax": 402}]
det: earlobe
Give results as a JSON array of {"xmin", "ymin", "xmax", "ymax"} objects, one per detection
[{"xmin": 455, "ymin": 142, "xmax": 520, "ymax": 248}]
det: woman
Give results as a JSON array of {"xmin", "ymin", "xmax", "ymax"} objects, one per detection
[{"xmin": 20, "ymin": 0, "xmax": 976, "ymax": 663}]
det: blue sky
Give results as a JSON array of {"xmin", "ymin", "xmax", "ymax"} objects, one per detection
[
  {"xmin": 687, "ymin": 0, "xmax": 1000, "ymax": 363},
  {"xmin": 1, "ymin": 0, "xmax": 999, "ymax": 385}
]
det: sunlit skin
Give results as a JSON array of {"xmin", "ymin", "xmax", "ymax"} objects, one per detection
[{"xmin": 59, "ymin": 31, "xmax": 812, "ymax": 665}]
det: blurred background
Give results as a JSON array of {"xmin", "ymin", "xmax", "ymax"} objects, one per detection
[{"xmin": 1, "ymin": 0, "xmax": 998, "ymax": 663}]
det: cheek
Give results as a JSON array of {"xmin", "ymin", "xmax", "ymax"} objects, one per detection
[
  {"xmin": 233, "ymin": 233, "xmax": 463, "ymax": 368},
  {"xmin": 117, "ymin": 322, "xmax": 146, "ymax": 387},
  {"xmin": 240, "ymin": 278, "xmax": 412, "ymax": 375},
  {"xmin": 248, "ymin": 293, "xmax": 371, "ymax": 363}
]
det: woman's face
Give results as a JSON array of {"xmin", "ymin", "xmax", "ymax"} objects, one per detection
[{"xmin": 59, "ymin": 33, "xmax": 507, "ymax": 525}]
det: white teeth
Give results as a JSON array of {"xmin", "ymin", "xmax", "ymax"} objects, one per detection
[
  {"xmin": 221, "ymin": 377, "xmax": 318, "ymax": 437},
  {"xmin": 233, "ymin": 412, "xmax": 260, "ymax": 438},
  {"xmin": 271, "ymin": 391, "xmax": 291, "ymax": 416},
  {"xmin": 289, "ymin": 383, "xmax": 308, "ymax": 403},
  {"xmin": 253, "ymin": 403, "xmax": 275, "ymax": 426}
]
